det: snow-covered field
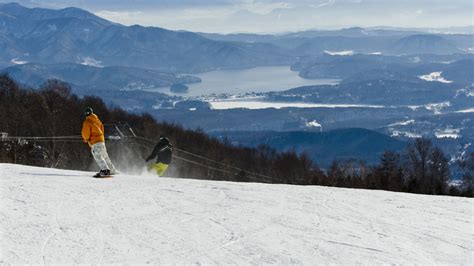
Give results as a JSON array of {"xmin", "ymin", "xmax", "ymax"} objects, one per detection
[
  {"xmin": 435, "ymin": 128, "xmax": 461, "ymax": 139},
  {"xmin": 457, "ymin": 108, "xmax": 474, "ymax": 113},
  {"xmin": 324, "ymin": 50, "xmax": 354, "ymax": 56},
  {"xmin": 1, "ymin": 163, "xmax": 473, "ymax": 264},
  {"xmin": 209, "ymin": 101, "xmax": 384, "ymax": 110}
]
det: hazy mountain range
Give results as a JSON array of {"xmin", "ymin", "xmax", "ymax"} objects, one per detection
[
  {"xmin": 200, "ymin": 27, "xmax": 472, "ymax": 55},
  {"xmin": 0, "ymin": 2, "xmax": 291, "ymax": 73},
  {"xmin": 1, "ymin": 2, "xmax": 473, "ymax": 75}
]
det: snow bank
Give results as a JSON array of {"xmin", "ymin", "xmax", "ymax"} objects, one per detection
[
  {"xmin": 457, "ymin": 108, "xmax": 474, "ymax": 113},
  {"xmin": 1, "ymin": 163, "xmax": 472, "ymax": 264},
  {"xmin": 418, "ymin": 72, "xmax": 453, "ymax": 83},
  {"xmin": 390, "ymin": 130, "xmax": 422, "ymax": 138},
  {"xmin": 79, "ymin": 56, "xmax": 103, "ymax": 68},
  {"xmin": 435, "ymin": 128, "xmax": 461, "ymax": 139},
  {"xmin": 324, "ymin": 50, "xmax": 354, "ymax": 56},
  {"xmin": 306, "ymin": 120, "xmax": 322, "ymax": 128},
  {"xmin": 11, "ymin": 58, "xmax": 28, "ymax": 65},
  {"xmin": 388, "ymin": 119, "xmax": 415, "ymax": 127},
  {"xmin": 425, "ymin": 101, "xmax": 451, "ymax": 114}
]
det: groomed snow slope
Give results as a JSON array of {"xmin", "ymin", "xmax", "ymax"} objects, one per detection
[{"xmin": 1, "ymin": 163, "xmax": 472, "ymax": 264}]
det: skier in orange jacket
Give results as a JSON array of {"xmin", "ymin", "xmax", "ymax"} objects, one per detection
[{"xmin": 82, "ymin": 107, "xmax": 117, "ymax": 177}]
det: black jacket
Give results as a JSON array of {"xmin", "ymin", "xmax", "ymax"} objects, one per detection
[{"xmin": 146, "ymin": 137, "xmax": 173, "ymax": 164}]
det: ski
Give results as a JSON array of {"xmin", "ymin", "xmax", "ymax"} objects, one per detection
[
  {"xmin": 93, "ymin": 170, "xmax": 114, "ymax": 178},
  {"xmin": 93, "ymin": 175, "xmax": 113, "ymax": 178}
]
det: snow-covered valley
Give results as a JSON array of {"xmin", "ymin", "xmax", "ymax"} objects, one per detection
[{"xmin": 1, "ymin": 163, "xmax": 472, "ymax": 264}]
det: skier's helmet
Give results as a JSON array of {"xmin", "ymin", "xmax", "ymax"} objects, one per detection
[{"xmin": 84, "ymin": 107, "xmax": 93, "ymax": 117}]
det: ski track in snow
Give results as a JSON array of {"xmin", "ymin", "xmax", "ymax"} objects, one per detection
[{"xmin": 1, "ymin": 163, "xmax": 473, "ymax": 264}]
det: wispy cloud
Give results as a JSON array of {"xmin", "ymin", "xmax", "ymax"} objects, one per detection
[
  {"xmin": 309, "ymin": 0, "xmax": 336, "ymax": 9},
  {"xmin": 95, "ymin": 1, "xmax": 293, "ymax": 29},
  {"xmin": 94, "ymin": 10, "xmax": 143, "ymax": 24},
  {"xmin": 236, "ymin": 0, "xmax": 292, "ymax": 15}
]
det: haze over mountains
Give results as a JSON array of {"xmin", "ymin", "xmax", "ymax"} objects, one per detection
[
  {"xmin": 1, "ymin": 3, "xmax": 472, "ymax": 93},
  {"xmin": 201, "ymin": 29, "xmax": 471, "ymax": 55},
  {"xmin": 1, "ymin": 2, "xmax": 472, "ymax": 74},
  {"xmin": 0, "ymin": 2, "xmax": 290, "ymax": 72}
]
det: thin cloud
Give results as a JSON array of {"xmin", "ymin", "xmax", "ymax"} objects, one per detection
[
  {"xmin": 237, "ymin": 1, "xmax": 292, "ymax": 15},
  {"xmin": 309, "ymin": 0, "xmax": 336, "ymax": 9},
  {"xmin": 94, "ymin": 10, "xmax": 143, "ymax": 23}
]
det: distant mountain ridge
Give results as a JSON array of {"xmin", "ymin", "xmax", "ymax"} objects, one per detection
[
  {"xmin": 0, "ymin": 2, "xmax": 292, "ymax": 73},
  {"xmin": 211, "ymin": 128, "xmax": 407, "ymax": 167},
  {"xmin": 0, "ymin": 2, "xmax": 111, "ymax": 22},
  {"xmin": 392, "ymin": 34, "xmax": 461, "ymax": 55},
  {"xmin": 200, "ymin": 27, "xmax": 471, "ymax": 55},
  {"xmin": 198, "ymin": 27, "xmax": 423, "ymax": 43},
  {"xmin": 1, "ymin": 2, "xmax": 472, "ymax": 74}
]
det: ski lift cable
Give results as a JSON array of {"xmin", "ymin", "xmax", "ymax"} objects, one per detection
[
  {"xmin": 0, "ymin": 134, "xmax": 275, "ymax": 183},
  {"xmin": 124, "ymin": 141, "xmax": 271, "ymax": 182},
  {"xmin": 95, "ymin": 139, "xmax": 271, "ymax": 183},
  {"xmin": 174, "ymin": 147, "xmax": 274, "ymax": 182},
  {"xmin": 130, "ymin": 139, "xmax": 273, "ymax": 183},
  {"xmin": 172, "ymin": 154, "xmax": 242, "ymax": 178},
  {"xmin": 172, "ymin": 155, "xmax": 272, "ymax": 183},
  {"xmin": 3, "ymin": 135, "xmax": 82, "ymax": 140},
  {"xmin": 133, "ymin": 136, "xmax": 275, "ymax": 183}
]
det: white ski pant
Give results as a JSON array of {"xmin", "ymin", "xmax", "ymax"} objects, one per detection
[{"xmin": 91, "ymin": 142, "xmax": 117, "ymax": 173}]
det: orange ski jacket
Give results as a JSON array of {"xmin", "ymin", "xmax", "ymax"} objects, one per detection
[{"xmin": 81, "ymin": 114, "xmax": 105, "ymax": 147}]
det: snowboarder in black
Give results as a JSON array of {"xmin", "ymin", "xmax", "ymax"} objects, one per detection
[{"xmin": 146, "ymin": 135, "xmax": 173, "ymax": 176}]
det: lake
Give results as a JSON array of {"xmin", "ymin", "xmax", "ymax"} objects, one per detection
[{"xmin": 149, "ymin": 66, "xmax": 339, "ymax": 97}]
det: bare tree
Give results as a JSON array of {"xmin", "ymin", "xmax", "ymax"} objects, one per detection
[
  {"xmin": 429, "ymin": 147, "xmax": 450, "ymax": 195},
  {"xmin": 405, "ymin": 138, "xmax": 433, "ymax": 193},
  {"xmin": 377, "ymin": 151, "xmax": 404, "ymax": 191},
  {"xmin": 459, "ymin": 152, "xmax": 474, "ymax": 196}
]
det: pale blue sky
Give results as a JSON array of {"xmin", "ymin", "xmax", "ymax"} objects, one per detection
[{"xmin": 2, "ymin": 0, "xmax": 473, "ymax": 33}]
